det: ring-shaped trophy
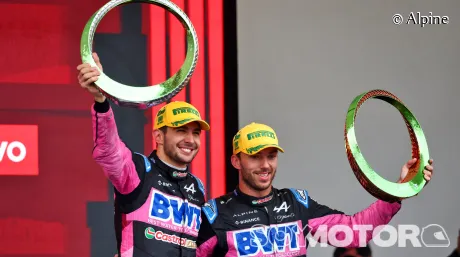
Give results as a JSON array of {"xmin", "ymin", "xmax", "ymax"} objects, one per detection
[
  {"xmin": 344, "ymin": 89, "xmax": 430, "ymax": 202},
  {"xmin": 80, "ymin": 0, "xmax": 198, "ymax": 109}
]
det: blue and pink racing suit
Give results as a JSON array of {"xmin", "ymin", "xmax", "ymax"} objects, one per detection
[
  {"xmin": 196, "ymin": 186, "xmax": 401, "ymax": 257},
  {"xmin": 92, "ymin": 100, "xmax": 206, "ymax": 257}
]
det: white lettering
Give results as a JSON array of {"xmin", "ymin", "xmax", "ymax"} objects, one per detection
[
  {"xmin": 373, "ymin": 225, "xmax": 398, "ymax": 247},
  {"xmin": 303, "ymin": 223, "xmax": 449, "ymax": 249},
  {"xmin": 0, "ymin": 141, "xmax": 26, "ymax": 162},
  {"xmin": 353, "ymin": 225, "xmax": 373, "ymax": 247},
  {"xmin": 328, "ymin": 225, "xmax": 354, "ymax": 247},
  {"xmin": 406, "ymin": 12, "xmax": 449, "ymax": 27},
  {"xmin": 398, "ymin": 224, "xmax": 422, "ymax": 247},
  {"xmin": 306, "ymin": 225, "xmax": 329, "ymax": 247}
]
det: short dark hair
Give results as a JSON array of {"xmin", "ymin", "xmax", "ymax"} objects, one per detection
[
  {"xmin": 154, "ymin": 126, "xmax": 169, "ymax": 148},
  {"xmin": 333, "ymin": 245, "xmax": 372, "ymax": 257}
]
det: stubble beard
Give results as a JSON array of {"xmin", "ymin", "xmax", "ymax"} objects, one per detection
[
  {"xmin": 163, "ymin": 139, "xmax": 197, "ymax": 166},
  {"xmin": 241, "ymin": 166, "xmax": 276, "ymax": 192}
]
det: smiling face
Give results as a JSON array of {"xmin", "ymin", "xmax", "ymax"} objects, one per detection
[
  {"xmin": 154, "ymin": 121, "xmax": 202, "ymax": 168},
  {"xmin": 231, "ymin": 147, "xmax": 279, "ymax": 197}
]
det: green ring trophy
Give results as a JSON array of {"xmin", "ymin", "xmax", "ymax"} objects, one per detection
[
  {"xmin": 344, "ymin": 89, "xmax": 430, "ymax": 202},
  {"xmin": 80, "ymin": 0, "xmax": 198, "ymax": 109}
]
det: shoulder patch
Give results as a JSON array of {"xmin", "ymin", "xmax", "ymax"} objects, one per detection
[
  {"xmin": 134, "ymin": 152, "xmax": 151, "ymax": 173},
  {"xmin": 189, "ymin": 174, "xmax": 206, "ymax": 196},
  {"xmin": 288, "ymin": 188, "xmax": 309, "ymax": 208},
  {"xmin": 202, "ymin": 199, "xmax": 218, "ymax": 224}
]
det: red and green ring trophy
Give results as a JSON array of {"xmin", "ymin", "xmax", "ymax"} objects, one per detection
[
  {"xmin": 80, "ymin": 0, "xmax": 198, "ymax": 109},
  {"xmin": 345, "ymin": 89, "xmax": 430, "ymax": 202}
]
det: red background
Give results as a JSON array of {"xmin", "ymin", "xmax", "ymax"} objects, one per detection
[
  {"xmin": 0, "ymin": 0, "xmax": 225, "ymax": 256},
  {"xmin": 0, "ymin": 125, "xmax": 39, "ymax": 176}
]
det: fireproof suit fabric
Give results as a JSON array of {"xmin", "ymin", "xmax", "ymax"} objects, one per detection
[
  {"xmin": 196, "ymin": 186, "xmax": 401, "ymax": 257},
  {"xmin": 92, "ymin": 100, "xmax": 206, "ymax": 257}
]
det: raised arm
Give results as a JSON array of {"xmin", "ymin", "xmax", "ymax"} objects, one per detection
[
  {"xmin": 91, "ymin": 100, "xmax": 140, "ymax": 194},
  {"xmin": 304, "ymin": 158, "xmax": 434, "ymax": 248},
  {"xmin": 78, "ymin": 52, "xmax": 140, "ymax": 194},
  {"xmin": 305, "ymin": 195, "xmax": 401, "ymax": 248}
]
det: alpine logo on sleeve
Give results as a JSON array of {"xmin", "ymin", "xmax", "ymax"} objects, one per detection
[
  {"xmin": 202, "ymin": 199, "xmax": 217, "ymax": 224},
  {"xmin": 289, "ymin": 188, "xmax": 309, "ymax": 209}
]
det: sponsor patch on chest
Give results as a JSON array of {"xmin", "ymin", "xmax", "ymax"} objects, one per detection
[
  {"xmin": 227, "ymin": 220, "xmax": 306, "ymax": 257},
  {"xmin": 147, "ymin": 188, "xmax": 201, "ymax": 237},
  {"xmin": 144, "ymin": 227, "xmax": 197, "ymax": 249}
]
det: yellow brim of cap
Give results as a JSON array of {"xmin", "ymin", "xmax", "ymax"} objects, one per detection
[
  {"xmin": 173, "ymin": 118, "xmax": 210, "ymax": 131},
  {"xmin": 242, "ymin": 144, "xmax": 284, "ymax": 155},
  {"xmin": 195, "ymin": 120, "xmax": 210, "ymax": 131}
]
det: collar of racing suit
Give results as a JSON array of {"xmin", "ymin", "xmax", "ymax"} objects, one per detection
[
  {"xmin": 148, "ymin": 150, "xmax": 190, "ymax": 180},
  {"xmin": 233, "ymin": 186, "xmax": 275, "ymax": 206}
]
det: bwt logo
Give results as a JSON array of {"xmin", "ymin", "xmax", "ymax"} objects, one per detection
[
  {"xmin": 0, "ymin": 125, "xmax": 38, "ymax": 176},
  {"xmin": 149, "ymin": 190, "xmax": 202, "ymax": 232},
  {"xmin": 232, "ymin": 221, "xmax": 305, "ymax": 256}
]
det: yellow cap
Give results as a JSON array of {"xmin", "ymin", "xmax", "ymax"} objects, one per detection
[
  {"xmin": 232, "ymin": 122, "xmax": 284, "ymax": 155},
  {"xmin": 154, "ymin": 101, "xmax": 210, "ymax": 131}
]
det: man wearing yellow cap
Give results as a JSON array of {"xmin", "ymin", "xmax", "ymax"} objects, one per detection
[
  {"xmin": 196, "ymin": 122, "xmax": 433, "ymax": 257},
  {"xmin": 78, "ymin": 54, "xmax": 209, "ymax": 257}
]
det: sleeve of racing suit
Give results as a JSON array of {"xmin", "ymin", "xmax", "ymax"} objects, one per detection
[
  {"xmin": 196, "ymin": 207, "xmax": 218, "ymax": 257},
  {"xmin": 92, "ymin": 99, "xmax": 140, "ymax": 194},
  {"xmin": 305, "ymin": 195, "xmax": 401, "ymax": 247}
]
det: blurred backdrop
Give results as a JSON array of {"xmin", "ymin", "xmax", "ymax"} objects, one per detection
[
  {"xmin": 237, "ymin": 1, "xmax": 459, "ymax": 257},
  {"xmin": 0, "ymin": 0, "xmax": 458, "ymax": 257}
]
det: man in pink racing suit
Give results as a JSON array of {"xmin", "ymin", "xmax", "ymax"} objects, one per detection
[
  {"xmin": 78, "ymin": 53, "xmax": 209, "ymax": 257},
  {"xmin": 196, "ymin": 122, "xmax": 434, "ymax": 257}
]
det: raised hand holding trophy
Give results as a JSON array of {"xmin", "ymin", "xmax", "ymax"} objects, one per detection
[
  {"xmin": 344, "ymin": 89, "xmax": 430, "ymax": 202},
  {"xmin": 80, "ymin": 0, "xmax": 198, "ymax": 109}
]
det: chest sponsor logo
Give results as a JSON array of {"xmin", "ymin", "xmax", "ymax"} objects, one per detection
[
  {"xmin": 273, "ymin": 202, "xmax": 290, "ymax": 213},
  {"xmin": 275, "ymin": 213, "xmax": 295, "ymax": 223},
  {"xmin": 184, "ymin": 183, "xmax": 196, "ymax": 194},
  {"xmin": 148, "ymin": 188, "xmax": 201, "ymax": 237},
  {"xmin": 144, "ymin": 227, "xmax": 196, "ymax": 249},
  {"xmin": 172, "ymin": 171, "xmax": 187, "ymax": 178},
  {"xmin": 235, "ymin": 217, "xmax": 260, "ymax": 225},
  {"xmin": 187, "ymin": 194, "xmax": 200, "ymax": 203},
  {"xmin": 158, "ymin": 180, "xmax": 172, "ymax": 187},
  {"xmin": 230, "ymin": 220, "xmax": 306, "ymax": 257},
  {"xmin": 251, "ymin": 195, "xmax": 273, "ymax": 205},
  {"xmin": 233, "ymin": 210, "xmax": 258, "ymax": 218}
]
